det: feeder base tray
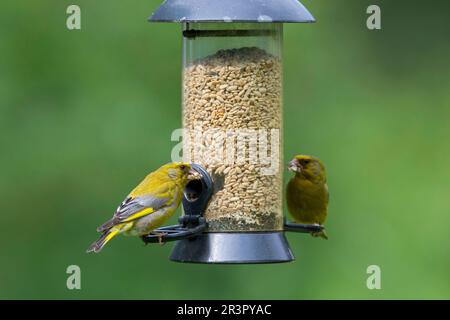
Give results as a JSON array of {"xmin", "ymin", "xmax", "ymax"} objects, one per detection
[{"xmin": 170, "ymin": 232, "xmax": 294, "ymax": 264}]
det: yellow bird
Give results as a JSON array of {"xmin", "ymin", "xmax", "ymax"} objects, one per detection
[
  {"xmin": 87, "ymin": 162, "xmax": 196, "ymax": 253},
  {"xmin": 286, "ymin": 155, "xmax": 329, "ymax": 239}
]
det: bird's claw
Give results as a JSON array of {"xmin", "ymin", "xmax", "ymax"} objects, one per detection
[
  {"xmin": 148, "ymin": 231, "xmax": 168, "ymax": 245},
  {"xmin": 140, "ymin": 231, "xmax": 168, "ymax": 245},
  {"xmin": 157, "ymin": 232, "xmax": 168, "ymax": 246}
]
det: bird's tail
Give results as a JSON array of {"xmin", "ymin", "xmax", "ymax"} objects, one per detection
[
  {"xmin": 86, "ymin": 228, "xmax": 120, "ymax": 253},
  {"xmin": 96, "ymin": 218, "xmax": 117, "ymax": 233},
  {"xmin": 312, "ymin": 229, "xmax": 328, "ymax": 240}
]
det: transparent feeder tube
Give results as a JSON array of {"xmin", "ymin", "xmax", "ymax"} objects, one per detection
[{"xmin": 182, "ymin": 23, "xmax": 283, "ymax": 231}]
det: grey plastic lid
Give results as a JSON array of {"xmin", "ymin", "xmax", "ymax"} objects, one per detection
[{"xmin": 148, "ymin": 0, "xmax": 315, "ymax": 23}]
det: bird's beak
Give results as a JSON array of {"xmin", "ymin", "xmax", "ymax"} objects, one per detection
[
  {"xmin": 187, "ymin": 168, "xmax": 202, "ymax": 180},
  {"xmin": 288, "ymin": 159, "xmax": 301, "ymax": 173}
]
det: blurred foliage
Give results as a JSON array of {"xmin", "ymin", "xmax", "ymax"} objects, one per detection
[{"xmin": 0, "ymin": 0, "xmax": 449, "ymax": 299}]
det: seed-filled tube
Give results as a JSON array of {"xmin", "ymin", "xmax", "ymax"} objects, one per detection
[{"xmin": 182, "ymin": 23, "xmax": 283, "ymax": 231}]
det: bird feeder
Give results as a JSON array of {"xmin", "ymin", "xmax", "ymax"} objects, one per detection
[{"xmin": 145, "ymin": 0, "xmax": 322, "ymax": 263}]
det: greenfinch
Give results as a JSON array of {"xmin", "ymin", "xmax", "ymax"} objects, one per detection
[
  {"xmin": 286, "ymin": 155, "xmax": 329, "ymax": 239},
  {"xmin": 87, "ymin": 162, "xmax": 196, "ymax": 253}
]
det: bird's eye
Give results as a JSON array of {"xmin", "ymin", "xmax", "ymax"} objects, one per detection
[
  {"xmin": 180, "ymin": 165, "xmax": 186, "ymax": 170},
  {"xmin": 301, "ymin": 159, "xmax": 310, "ymax": 165}
]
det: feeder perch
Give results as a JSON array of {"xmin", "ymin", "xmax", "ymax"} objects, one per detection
[{"xmin": 146, "ymin": 0, "xmax": 321, "ymax": 263}]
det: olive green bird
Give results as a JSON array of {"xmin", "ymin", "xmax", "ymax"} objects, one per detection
[
  {"xmin": 87, "ymin": 162, "xmax": 196, "ymax": 253},
  {"xmin": 287, "ymin": 155, "xmax": 329, "ymax": 239}
]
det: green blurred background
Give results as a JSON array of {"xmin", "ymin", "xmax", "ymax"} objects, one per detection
[{"xmin": 1, "ymin": 0, "xmax": 449, "ymax": 299}]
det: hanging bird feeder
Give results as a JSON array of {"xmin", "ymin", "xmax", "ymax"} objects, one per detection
[{"xmin": 144, "ymin": 0, "xmax": 322, "ymax": 263}]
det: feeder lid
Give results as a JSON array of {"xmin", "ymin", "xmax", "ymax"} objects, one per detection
[{"xmin": 148, "ymin": 0, "xmax": 315, "ymax": 23}]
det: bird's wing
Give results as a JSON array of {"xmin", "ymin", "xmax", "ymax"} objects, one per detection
[
  {"xmin": 96, "ymin": 194, "xmax": 169, "ymax": 232},
  {"xmin": 115, "ymin": 194, "xmax": 169, "ymax": 222}
]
